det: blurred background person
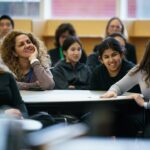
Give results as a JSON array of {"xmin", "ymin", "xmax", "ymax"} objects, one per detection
[
  {"xmin": 93, "ymin": 17, "xmax": 137, "ymax": 64},
  {"xmin": 48, "ymin": 23, "xmax": 87, "ymax": 67},
  {"xmin": 0, "ymin": 15, "xmax": 14, "ymax": 46}
]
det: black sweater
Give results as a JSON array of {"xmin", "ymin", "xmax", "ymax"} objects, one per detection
[
  {"xmin": 90, "ymin": 60, "xmax": 140, "ymax": 93},
  {"xmin": 0, "ymin": 72, "xmax": 28, "ymax": 117},
  {"xmin": 52, "ymin": 60, "xmax": 91, "ymax": 90}
]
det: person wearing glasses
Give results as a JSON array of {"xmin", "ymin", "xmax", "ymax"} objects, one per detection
[
  {"xmin": 48, "ymin": 23, "xmax": 87, "ymax": 67},
  {"xmin": 93, "ymin": 17, "xmax": 137, "ymax": 64}
]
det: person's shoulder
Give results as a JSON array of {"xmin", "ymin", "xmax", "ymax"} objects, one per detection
[
  {"xmin": 125, "ymin": 42, "xmax": 135, "ymax": 50},
  {"xmin": 122, "ymin": 59, "xmax": 135, "ymax": 68},
  {"xmin": 127, "ymin": 65, "xmax": 141, "ymax": 76},
  {"xmin": 0, "ymin": 71, "xmax": 14, "ymax": 79},
  {"xmin": 48, "ymin": 48, "xmax": 59, "ymax": 55},
  {"xmin": 92, "ymin": 64, "xmax": 103, "ymax": 73}
]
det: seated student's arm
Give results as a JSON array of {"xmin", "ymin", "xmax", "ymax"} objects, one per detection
[
  {"xmin": 10, "ymin": 73, "xmax": 28, "ymax": 118},
  {"xmin": 52, "ymin": 68, "xmax": 69, "ymax": 89},
  {"xmin": 101, "ymin": 69, "xmax": 139, "ymax": 98},
  {"xmin": 17, "ymin": 81, "xmax": 41, "ymax": 90},
  {"xmin": 127, "ymin": 94, "xmax": 150, "ymax": 109},
  {"xmin": 31, "ymin": 60, "xmax": 55, "ymax": 90}
]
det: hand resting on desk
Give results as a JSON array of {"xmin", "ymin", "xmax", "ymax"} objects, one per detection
[
  {"xmin": 126, "ymin": 94, "xmax": 144, "ymax": 108},
  {"xmin": 100, "ymin": 91, "xmax": 117, "ymax": 98},
  {"xmin": 101, "ymin": 91, "xmax": 145, "ymax": 108}
]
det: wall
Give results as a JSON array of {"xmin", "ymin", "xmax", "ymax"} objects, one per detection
[{"xmin": 14, "ymin": 19, "xmax": 150, "ymax": 63}]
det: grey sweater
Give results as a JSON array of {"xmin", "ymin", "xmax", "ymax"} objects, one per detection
[
  {"xmin": 109, "ymin": 66, "xmax": 150, "ymax": 108},
  {"xmin": 17, "ymin": 61, "xmax": 55, "ymax": 90}
]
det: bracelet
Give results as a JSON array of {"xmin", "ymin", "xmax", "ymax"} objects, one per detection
[
  {"xmin": 30, "ymin": 58, "xmax": 39, "ymax": 64},
  {"xmin": 144, "ymin": 102, "xmax": 148, "ymax": 109}
]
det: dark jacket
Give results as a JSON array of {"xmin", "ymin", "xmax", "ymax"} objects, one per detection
[
  {"xmin": 52, "ymin": 60, "xmax": 91, "ymax": 89},
  {"xmin": 125, "ymin": 42, "xmax": 137, "ymax": 64},
  {"xmin": 48, "ymin": 47, "xmax": 87, "ymax": 67},
  {"xmin": 93, "ymin": 42, "xmax": 137, "ymax": 64},
  {"xmin": 0, "ymin": 72, "xmax": 28, "ymax": 118},
  {"xmin": 86, "ymin": 51, "xmax": 100, "ymax": 72},
  {"xmin": 90, "ymin": 59, "xmax": 140, "ymax": 93}
]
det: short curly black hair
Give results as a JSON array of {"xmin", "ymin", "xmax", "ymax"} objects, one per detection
[{"xmin": 0, "ymin": 15, "xmax": 14, "ymax": 28}]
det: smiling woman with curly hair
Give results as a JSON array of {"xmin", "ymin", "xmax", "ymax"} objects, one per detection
[{"xmin": 1, "ymin": 31, "xmax": 55, "ymax": 90}]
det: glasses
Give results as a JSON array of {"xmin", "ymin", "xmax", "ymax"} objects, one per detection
[{"xmin": 109, "ymin": 25, "xmax": 122, "ymax": 30}]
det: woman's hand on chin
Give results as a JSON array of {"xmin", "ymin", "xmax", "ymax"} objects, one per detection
[{"xmin": 29, "ymin": 45, "xmax": 38, "ymax": 61}]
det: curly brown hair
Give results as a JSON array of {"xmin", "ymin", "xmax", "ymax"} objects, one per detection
[{"xmin": 1, "ymin": 31, "xmax": 50, "ymax": 80}]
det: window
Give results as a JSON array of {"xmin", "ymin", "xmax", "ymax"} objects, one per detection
[
  {"xmin": 128, "ymin": 0, "xmax": 150, "ymax": 19},
  {"xmin": 0, "ymin": 0, "xmax": 150, "ymax": 19},
  {"xmin": 51, "ymin": 0, "xmax": 116, "ymax": 19},
  {"xmin": 0, "ymin": 0, "xmax": 40, "ymax": 18}
]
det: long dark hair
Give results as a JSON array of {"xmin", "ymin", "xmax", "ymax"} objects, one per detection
[
  {"xmin": 131, "ymin": 40, "xmax": 150, "ymax": 87},
  {"xmin": 105, "ymin": 17, "xmax": 124, "ymax": 37},
  {"xmin": 62, "ymin": 36, "xmax": 82, "ymax": 52},
  {"xmin": 98, "ymin": 37, "xmax": 123, "ymax": 59},
  {"xmin": 55, "ymin": 23, "xmax": 76, "ymax": 48}
]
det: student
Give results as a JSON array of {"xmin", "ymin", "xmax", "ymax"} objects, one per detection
[
  {"xmin": 0, "ymin": 15, "xmax": 14, "ymax": 69},
  {"xmin": 90, "ymin": 37, "xmax": 140, "ymax": 93},
  {"xmin": 0, "ymin": 15, "xmax": 14, "ymax": 46},
  {"xmin": 87, "ymin": 32, "xmax": 135, "ymax": 73},
  {"xmin": 109, "ymin": 32, "xmax": 135, "ymax": 64},
  {"xmin": 48, "ymin": 23, "xmax": 87, "ymax": 66},
  {"xmin": 1, "ymin": 31, "xmax": 55, "ymax": 90},
  {"xmin": 101, "ymin": 40, "xmax": 150, "ymax": 137},
  {"xmin": 101, "ymin": 39, "xmax": 150, "ymax": 108},
  {"xmin": 93, "ymin": 17, "xmax": 137, "ymax": 64},
  {"xmin": 0, "ymin": 63, "xmax": 28, "ymax": 118},
  {"xmin": 52, "ymin": 36, "xmax": 91, "ymax": 90}
]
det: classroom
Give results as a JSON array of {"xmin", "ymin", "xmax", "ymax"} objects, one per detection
[{"xmin": 0, "ymin": 0, "xmax": 150, "ymax": 149}]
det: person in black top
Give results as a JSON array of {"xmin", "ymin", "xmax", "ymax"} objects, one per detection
[
  {"xmin": 0, "ymin": 64, "xmax": 28, "ymax": 118},
  {"xmin": 93, "ymin": 17, "xmax": 137, "ymax": 64},
  {"xmin": 90, "ymin": 37, "xmax": 140, "ymax": 93},
  {"xmin": 87, "ymin": 32, "xmax": 135, "ymax": 73},
  {"xmin": 48, "ymin": 23, "xmax": 87, "ymax": 66},
  {"xmin": 52, "ymin": 36, "xmax": 91, "ymax": 90}
]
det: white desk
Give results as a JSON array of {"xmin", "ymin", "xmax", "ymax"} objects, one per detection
[
  {"xmin": 21, "ymin": 90, "xmax": 140, "ymax": 117},
  {"xmin": 21, "ymin": 90, "xmax": 131, "ymax": 103}
]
